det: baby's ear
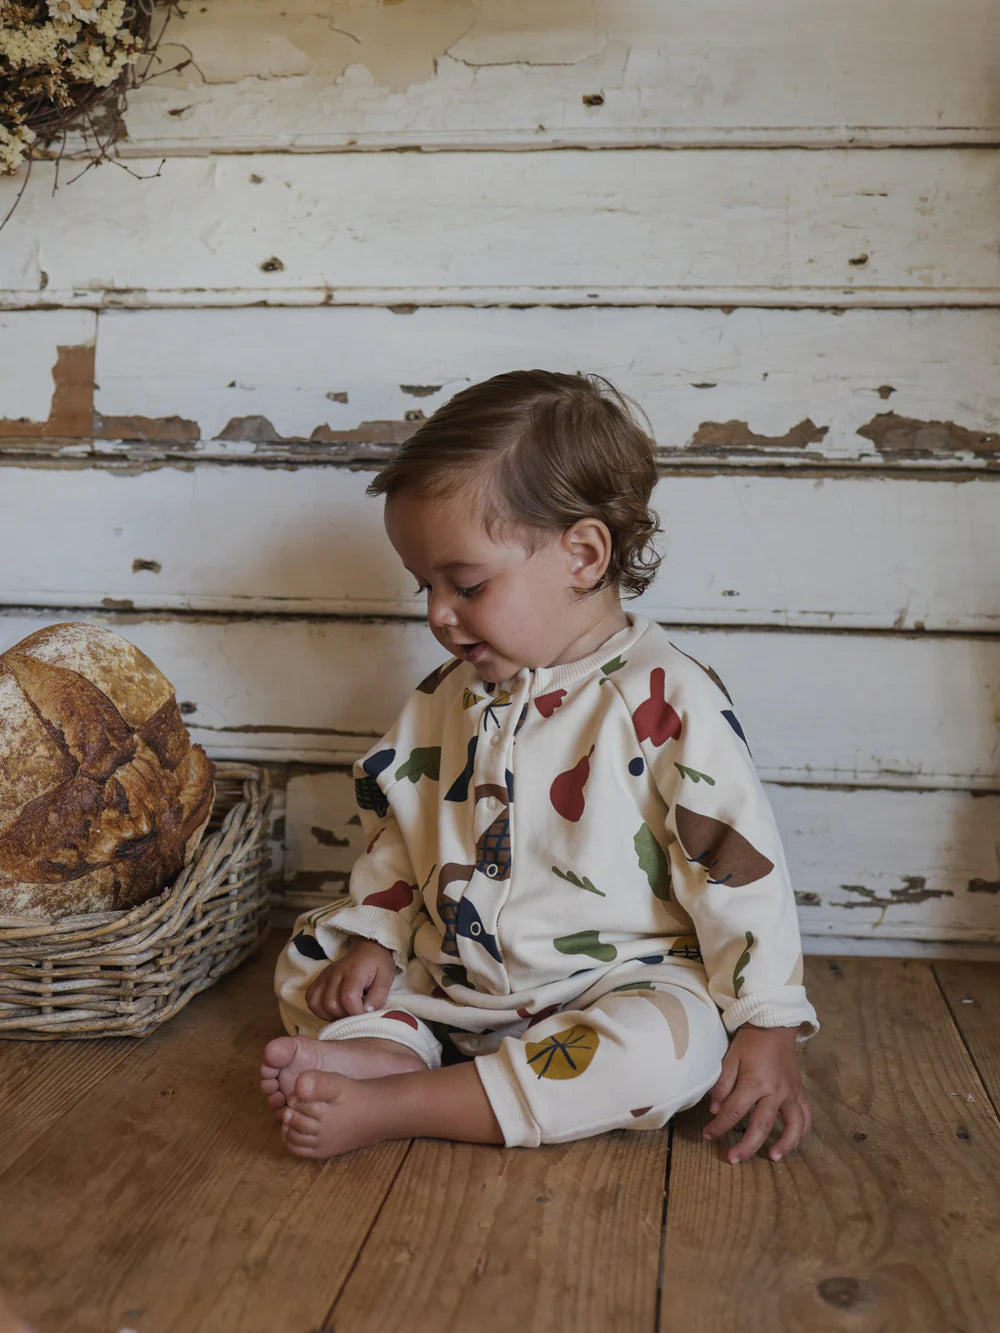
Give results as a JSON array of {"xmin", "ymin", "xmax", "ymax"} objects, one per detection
[{"xmin": 562, "ymin": 518, "xmax": 613, "ymax": 589}]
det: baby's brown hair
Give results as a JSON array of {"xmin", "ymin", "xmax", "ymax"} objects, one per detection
[{"xmin": 367, "ymin": 370, "xmax": 661, "ymax": 598}]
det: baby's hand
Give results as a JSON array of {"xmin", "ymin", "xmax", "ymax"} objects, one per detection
[
  {"xmin": 702, "ymin": 1024, "xmax": 811, "ymax": 1165},
  {"xmin": 305, "ymin": 937, "xmax": 396, "ymax": 1020}
]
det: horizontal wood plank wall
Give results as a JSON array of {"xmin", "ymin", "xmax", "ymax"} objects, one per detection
[{"xmin": 0, "ymin": 0, "xmax": 997, "ymax": 954}]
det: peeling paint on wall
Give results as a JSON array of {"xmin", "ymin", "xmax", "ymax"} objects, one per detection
[
  {"xmin": 0, "ymin": 344, "xmax": 94, "ymax": 439},
  {"xmin": 689, "ymin": 417, "xmax": 829, "ymax": 454},
  {"xmin": 858, "ymin": 412, "xmax": 999, "ymax": 458}
]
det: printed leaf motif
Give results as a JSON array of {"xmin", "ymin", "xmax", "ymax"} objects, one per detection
[
  {"xmin": 395, "ymin": 746, "xmax": 441, "ymax": 784},
  {"xmin": 438, "ymin": 963, "xmax": 472, "ymax": 988},
  {"xmin": 417, "ymin": 658, "xmax": 462, "ymax": 694},
  {"xmin": 674, "ymin": 762, "xmax": 716, "ymax": 786},
  {"xmin": 552, "ymin": 865, "xmax": 606, "ymax": 896},
  {"xmin": 553, "ymin": 930, "xmax": 617, "ymax": 962},
  {"xmin": 601, "ymin": 655, "xmax": 627, "ymax": 678},
  {"xmin": 733, "ymin": 930, "xmax": 755, "ymax": 997},
  {"xmin": 524, "ymin": 1024, "xmax": 601, "ymax": 1080},
  {"xmin": 675, "ymin": 806, "xmax": 774, "ymax": 887},
  {"xmin": 463, "ymin": 687, "xmax": 483, "ymax": 710},
  {"xmin": 634, "ymin": 823, "xmax": 672, "ymax": 901}
]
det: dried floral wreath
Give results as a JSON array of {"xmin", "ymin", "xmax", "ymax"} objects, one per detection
[{"xmin": 0, "ymin": 0, "xmax": 183, "ymax": 227}]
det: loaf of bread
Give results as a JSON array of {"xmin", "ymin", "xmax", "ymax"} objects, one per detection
[{"xmin": 0, "ymin": 623, "xmax": 215, "ymax": 918}]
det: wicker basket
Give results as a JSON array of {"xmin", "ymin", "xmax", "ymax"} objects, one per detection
[{"xmin": 0, "ymin": 762, "xmax": 272, "ymax": 1040}]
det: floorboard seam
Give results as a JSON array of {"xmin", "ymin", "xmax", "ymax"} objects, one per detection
[
  {"xmin": 653, "ymin": 1124, "xmax": 673, "ymax": 1333},
  {"xmin": 930, "ymin": 963, "xmax": 1000, "ymax": 1125},
  {"xmin": 320, "ymin": 1137, "xmax": 417, "ymax": 1331}
]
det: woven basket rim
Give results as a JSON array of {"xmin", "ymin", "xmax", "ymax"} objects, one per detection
[{"xmin": 0, "ymin": 760, "xmax": 268, "ymax": 940}]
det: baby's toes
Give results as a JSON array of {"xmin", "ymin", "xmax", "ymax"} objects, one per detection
[
  {"xmin": 282, "ymin": 1106, "xmax": 319, "ymax": 1141},
  {"xmin": 267, "ymin": 1089, "xmax": 287, "ymax": 1111}
]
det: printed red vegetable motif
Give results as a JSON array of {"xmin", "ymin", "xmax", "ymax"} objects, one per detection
[
  {"xmin": 550, "ymin": 745, "xmax": 595, "ymax": 821},
  {"xmin": 632, "ymin": 668, "xmax": 681, "ymax": 745},
  {"xmin": 384, "ymin": 1011, "xmax": 419, "ymax": 1029},
  {"xmin": 534, "ymin": 688, "xmax": 567, "ymax": 718},
  {"xmin": 362, "ymin": 880, "xmax": 416, "ymax": 911}
]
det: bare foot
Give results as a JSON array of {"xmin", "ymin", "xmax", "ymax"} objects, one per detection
[
  {"xmin": 281, "ymin": 1070, "xmax": 389, "ymax": 1158},
  {"xmin": 279, "ymin": 1064, "xmax": 504, "ymax": 1158},
  {"xmin": 260, "ymin": 1034, "xmax": 425, "ymax": 1111}
]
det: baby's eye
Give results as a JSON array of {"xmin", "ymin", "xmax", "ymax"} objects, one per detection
[
  {"xmin": 454, "ymin": 582, "xmax": 485, "ymax": 600},
  {"xmin": 412, "ymin": 583, "xmax": 430, "ymax": 597}
]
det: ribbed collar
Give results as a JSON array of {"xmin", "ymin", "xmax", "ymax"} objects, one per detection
[{"xmin": 491, "ymin": 614, "xmax": 650, "ymax": 694}]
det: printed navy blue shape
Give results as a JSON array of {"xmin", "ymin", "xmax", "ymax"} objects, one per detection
[
  {"xmin": 445, "ymin": 735, "xmax": 478, "ymax": 802},
  {"xmin": 292, "ymin": 931, "xmax": 328, "ymax": 961}
]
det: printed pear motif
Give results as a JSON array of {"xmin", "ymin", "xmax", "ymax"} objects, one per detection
[
  {"xmin": 675, "ymin": 805, "xmax": 774, "ymax": 887},
  {"xmin": 632, "ymin": 668, "xmax": 681, "ymax": 745},
  {"xmin": 362, "ymin": 880, "xmax": 416, "ymax": 912},
  {"xmin": 524, "ymin": 1024, "xmax": 601, "ymax": 1079},
  {"xmin": 550, "ymin": 745, "xmax": 595, "ymax": 821}
]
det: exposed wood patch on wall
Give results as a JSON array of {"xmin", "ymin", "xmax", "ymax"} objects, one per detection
[
  {"xmin": 689, "ymin": 417, "xmax": 829, "ymax": 455},
  {"xmin": 0, "ymin": 344, "xmax": 93, "ymax": 439},
  {"xmin": 858, "ymin": 412, "xmax": 999, "ymax": 459}
]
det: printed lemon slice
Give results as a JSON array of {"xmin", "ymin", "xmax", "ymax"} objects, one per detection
[{"xmin": 524, "ymin": 1024, "xmax": 600, "ymax": 1080}]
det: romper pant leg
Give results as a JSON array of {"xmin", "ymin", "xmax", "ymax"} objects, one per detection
[
  {"xmin": 274, "ymin": 922, "xmax": 444, "ymax": 1070},
  {"xmin": 473, "ymin": 962, "xmax": 729, "ymax": 1148}
]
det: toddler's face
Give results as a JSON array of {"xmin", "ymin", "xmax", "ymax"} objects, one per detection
[{"xmin": 384, "ymin": 486, "xmax": 611, "ymax": 684}]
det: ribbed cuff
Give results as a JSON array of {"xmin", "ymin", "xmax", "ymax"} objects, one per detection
[
  {"xmin": 474, "ymin": 1048, "xmax": 542, "ymax": 1148},
  {"xmin": 722, "ymin": 985, "xmax": 819, "ymax": 1040}
]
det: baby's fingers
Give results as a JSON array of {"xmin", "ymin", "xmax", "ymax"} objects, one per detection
[
  {"xmin": 768, "ymin": 1096, "xmax": 812, "ymax": 1162},
  {"xmin": 727, "ymin": 1096, "xmax": 782, "ymax": 1165},
  {"xmin": 703, "ymin": 1082, "xmax": 759, "ymax": 1143}
]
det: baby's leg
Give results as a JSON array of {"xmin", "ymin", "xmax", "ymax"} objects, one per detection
[
  {"xmin": 280, "ymin": 1063, "xmax": 503, "ymax": 1158},
  {"xmin": 473, "ymin": 968, "xmax": 729, "ymax": 1147}
]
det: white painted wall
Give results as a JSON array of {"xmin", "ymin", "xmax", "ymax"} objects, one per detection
[{"xmin": 1, "ymin": 0, "xmax": 997, "ymax": 952}]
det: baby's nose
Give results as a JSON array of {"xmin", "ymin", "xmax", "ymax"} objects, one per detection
[{"xmin": 427, "ymin": 590, "xmax": 459, "ymax": 629}]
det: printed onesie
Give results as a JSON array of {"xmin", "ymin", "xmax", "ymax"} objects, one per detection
[{"xmin": 274, "ymin": 615, "xmax": 819, "ymax": 1147}]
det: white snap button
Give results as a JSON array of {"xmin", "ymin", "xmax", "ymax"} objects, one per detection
[
  {"xmin": 485, "ymin": 863, "xmax": 499, "ymax": 877},
  {"xmin": 470, "ymin": 921, "xmax": 482, "ymax": 935}
]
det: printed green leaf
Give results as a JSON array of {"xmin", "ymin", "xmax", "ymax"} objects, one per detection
[
  {"xmin": 599, "ymin": 654, "xmax": 628, "ymax": 685},
  {"xmin": 552, "ymin": 865, "xmax": 606, "ymax": 896},
  {"xmin": 395, "ymin": 746, "xmax": 441, "ymax": 783},
  {"xmin": 611, "ymin": 981, "xmax": 656, "ymax": 993},
  {"xmin": 674, "ymin": 762, "xmax": 716, "ymax": 786},
  {"xmin": 553, "ymin": 930, "xmax": 618, "ymax": 962},
  {"xmin": 634, "ymin": 823, "xmax": 672, "ymax": 901},
  {"xmin": 439, "ymin": 963, "xmax": 472, "ymax": 988},
  {"xmin": 733, "ymin": 930, "xmax": 755, "ymax": 997}
]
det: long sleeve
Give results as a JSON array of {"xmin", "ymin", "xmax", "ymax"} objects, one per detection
[
  {"xmin": 306, "ymin": 743, "xmax": 430, "ymax": 974},
  {"xmin": 621, "ymin": 642, "xmax": 818, "ymax": 1038}
]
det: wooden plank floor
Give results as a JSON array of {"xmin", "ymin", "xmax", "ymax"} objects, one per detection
[{"xmin": 2, "ymin": 936, "xmax": 999, "ymax": 1333}]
